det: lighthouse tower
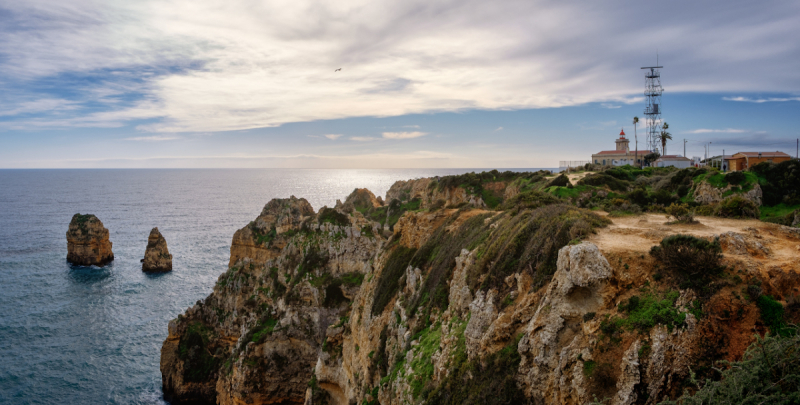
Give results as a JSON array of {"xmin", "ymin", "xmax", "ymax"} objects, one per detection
[{"xmin": 615, "ymin": 128, "xmax": 630, "ymax": 152}]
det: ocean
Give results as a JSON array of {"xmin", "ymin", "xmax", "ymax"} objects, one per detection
[{"xmin": 0, "ymin": 168, "xmax": 548, "ymax": 404}]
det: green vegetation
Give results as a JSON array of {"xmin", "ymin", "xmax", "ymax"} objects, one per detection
[
  {"xmin": 406, "ymin": 211, "xmax": 494, "ymax": 318},
  {"xmin": 658, "ymin": 328, "xmax": 800, "ymax": 404},
  {"xmin": 499, "ymin": 189, "xmax": 562, "ymax": 212},
  {"xmin": 424, "ymin": 327, "xmax": 526, "ymax": 405},
  {"xmin": 470, "ymin": 204, "xmax": 611, "ymax": 292},
  {"xmin": 750, "ymin": 160, "xmax": 800, "ymax": 206},
  {"xmin": 616, "ymin": 290, "xmax": 687, "ymax": 333},
  {"xmin": 650, "ymin": 234, "xmax": 723, "ymax": 290},
  {"xmin": 577, "ymin": 173, "xmax": 630, "ymax": 191},
  {"xmin": 757, "ymin": 295, "xmax": 793, "ymax": 337},
  {"xmin": 318, "ymin": 207, "xmax": 351, "ymax": 226},
  {"xmin": 716, "ymin": 195, "xmax": 760, "ymax": 219},
  {"xmin": 293, "ymin": 246, "xmax": 329, "ymax": 285},
  {"xmin": 407, "ymin": 324, "xmax": 442, "ymax": 398},
  {"xmin": 371, "ymin": 246, "xmax": 417, "ymax": 315},
  {"xmin": 760, "ymin": 204, "xmax": 800, "ymax": 225},
  {"xmin": 665, "ymin": 202, "xmax": 694, "ymax": 223},
  {"xmin": 546, "ymin": 173, "xmax": 571, "ymax": 188},
  {"xmin": 385, "ymin": 198, "xmax": 421, "ymax": 229},
  {"xmin": 178, "ymin": 322, "xmax": 220, "ymax": 382},
  {"xmin": 249, "ymin": 223, "xmax": 277, "ymax": 245},
  {"xmin": 250, "ymin": 317, "xmax": 279, "ymax": 343}
]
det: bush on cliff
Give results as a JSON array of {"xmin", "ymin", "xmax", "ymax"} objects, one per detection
[
  {"xmin": 650, "ymin": 235, "xmax": 723, "ymax": 290},
  {"xmin": 658, "ymin": 328, "xmax": 800, "ymax": 405},
  {"xmin": 750, "ymin": 160, "xmax": 800, "ymax": 206},
  {"xmin": 371, "ymin": 246, "xmax": 417, "ymax": 315},
  {"xmin": 178, "ymin": 322, "xmax": 220, "ymax": 383},
  {"xmin": 716, "ymin": 196, "xmax": 760, "ymax": 219},
  {"xmin": 577, "ymin": 173, "xmax": 630, "ymax": 192},
  {"xmin": 546, "ymin": 174, "xmax": 570, "ymax": 188},
  {"xmin": 318, "ymin": 207, "xmax": 351, "ymax": 226},
  {"xmin": 499, "ymin": 189, "xmax": 562, "ymax": 213}
]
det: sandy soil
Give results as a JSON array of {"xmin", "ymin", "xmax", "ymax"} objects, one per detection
[
  {"xmin": 588, "ymin": 212, "xmax": 800, "ymax": 268},
  {"xmin": 545, "ymin": 171, "xmax": 594, "ymax": 184}
]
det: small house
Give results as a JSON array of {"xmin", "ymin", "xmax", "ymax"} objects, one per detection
[
  {"xmin": 652, "ymin": 155, "xmax": 693, "ymax": 169},
  {"xmin": 724, "ymin": 151, "xmax": 792, "ymax": 171}
]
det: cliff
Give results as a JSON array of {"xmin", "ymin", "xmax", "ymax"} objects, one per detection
[
  {"xmin": 143, "ymin": 227, "xmax": 173, "ymax": 272},
  {"xmin": 66, "ymin": 213, "xmax": 114, "ymax": 266},
  {"xmin": 161, "ymin": 171, "xmax": 800, "ymax": 405}
]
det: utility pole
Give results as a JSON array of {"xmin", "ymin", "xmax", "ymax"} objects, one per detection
[
  {"xmin": 683, "ymin": 139, "xmax": 686, "ymax": 158},
  {"xmin": 723, "ymin": 149, "xmax": 725, "ymax": 172}
]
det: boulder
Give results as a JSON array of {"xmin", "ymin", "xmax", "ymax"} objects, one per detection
[
  {"xmin": 66, "ymin": 213, "xmax": 114, "ymax": 266},
  {"xmin": 142, "ymin": 227, "xmax": 172, "ymax": 272}
]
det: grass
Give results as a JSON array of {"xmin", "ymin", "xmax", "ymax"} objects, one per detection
[
  {"xmin": 617, "ymin": 290, "xmax": 687, "ymax": 333},
  {"xmin": 250, "ymin": 317, "xmax": 279, "ymax": 343},
  {"xmin": 371, "ymin": 245, "xmax": 417, "ymax": 315},
  {"xmin": 760, "ymin": 203, "xmax": 800, "ymax": 222},
  {"xmin": 407, "ymin": 324, "xmax": 442, "ymax": 398}
]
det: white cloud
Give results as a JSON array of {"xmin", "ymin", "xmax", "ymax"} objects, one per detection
[
  {"xmin": 600, "ymin": 103, "xmax": 621, "ymax": 109},
  {"xmin": 324, "ymin": 134, "xmax": 342, "ymax": 140},
  {"xmin": 350, "ymin": 136, "xmax": 378, "ymax": 141},
  {"xmin": 494, "ymin": 126, "xmax": 503, "ymax": 131},
  {"xmin": 723, "ymin": 96, "xmax": 800, "ymax": 103},
  {"xmin": 1, "ymin": 0, "xmax": 799, "ymax": 132},
  {"xmin": 687, "ymin": 128, "xmax": 747, "ymax": 134},
  {"xmin": 382, "ymin": 131, "xmax": 427, "ymax": 139},
  {"xmin": 124, "ymin": 135, "xmax": 180, "ymax": 141}
]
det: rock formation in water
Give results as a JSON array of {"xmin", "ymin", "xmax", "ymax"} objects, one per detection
[
  {"xmin": 66, "ymin": 213, "xmax": 114, "ymax": 266},
  {"xmin": 160, "ymin": 170, "xmax": 800, "ymax": 405},
  {"xmin": 142, "ymin": 227, "xmax": 173, "ymax": 272}
]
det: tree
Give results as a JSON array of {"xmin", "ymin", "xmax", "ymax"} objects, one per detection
[
  {"xmin": 633, "ymin": 116, "xmax": 639, "ymax": 167},
  {"xmin": 659, "ymin": 122, "xmax": 672, "ymax": 155}
]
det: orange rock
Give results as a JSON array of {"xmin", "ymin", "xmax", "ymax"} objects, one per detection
[{"xmin": 142, "ymin": 227, "xmax": 172, "ymax": 272}]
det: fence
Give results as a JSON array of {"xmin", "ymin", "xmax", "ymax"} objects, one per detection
[{"xmin": 559, "ymin": 161, "xmax": 590, "ymax": 169}]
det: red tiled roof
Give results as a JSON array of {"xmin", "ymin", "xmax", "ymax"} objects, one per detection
[
  {"xmin": 593, "ymin": 150, "xmax": 630, "ymax": 155},
  {"xmin": 730, "ymin": 151, "xmax": 791, "ymax": 158}
]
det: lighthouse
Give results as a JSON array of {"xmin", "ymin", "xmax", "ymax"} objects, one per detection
[{"xmin": 615, "ymin": 128, "xmax": 630, "ymax": 152}]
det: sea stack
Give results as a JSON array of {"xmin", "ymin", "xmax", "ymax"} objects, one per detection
[
  {"xmin": 66, "ymin": 214, "xmax": 114, "ymax": 266},
  {"xmin": 142, "ymin": 227, "xmax": 172, "ymax": 272}
]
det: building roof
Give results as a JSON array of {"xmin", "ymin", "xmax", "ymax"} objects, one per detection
[
  {"xmin": 727, "ymin": 151, "xmax": 791, "ymax": 159},
  {"xmin": 593, "ymin": 150, "xmax": 631, "ymax": 156},
  {"xmin": 655, "ymin": 156, "xmax": 692, "ymax": 162}
]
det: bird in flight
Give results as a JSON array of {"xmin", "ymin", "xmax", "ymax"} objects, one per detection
[{"xmin": 335, "ymin": 68, "xmax": 341, "ymax": 72}]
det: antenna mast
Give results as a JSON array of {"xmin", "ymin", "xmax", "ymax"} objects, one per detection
[{"xmin": 641, "ymin": 63, "xmax": 663, "ymax": 154}]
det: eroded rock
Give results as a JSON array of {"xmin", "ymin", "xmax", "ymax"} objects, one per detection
[
  {"xmin": 142, "ymin": 227, "xmax": 172, "ymax": 272},
  {"xmin": 66, "ymin": 213, "xmax": 114, "ymax": 266}
]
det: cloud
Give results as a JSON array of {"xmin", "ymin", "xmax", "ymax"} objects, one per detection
[
  {"xmin": 723, "ymin": 96, "xmax": 800, "ymax": 103},
  {"xmin": 382, "ymin": 131, "xmax": 427, "ymax": 139},
  {"xmin": 600, "ymin": 103, "xmax": 621, "ymax": 109},
  {"xmin": 687, "ymin": 128, "xmax": 747, "ymax": 134},
  {"xmin": 350, "ymin": 136, "xmax": 378, "ymax": 141},
  {"xmin": 124, "ymin": 135, "xmax": 180, "ymax": 141},
  {"xmin": 494, "ymin": 127, "xmax": 503, "ymax": 131},
  {"xmin": 1, "ymin": 0, "xmax": 799, "ymax": 133},
  {"xmin": 324, "ymin": 134, "xmax": 342, "ymax": 140}
]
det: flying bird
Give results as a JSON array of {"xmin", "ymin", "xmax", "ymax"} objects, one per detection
[{"xmin": 335, "ymin": 68, "xmax": 341, "ymax": 72}]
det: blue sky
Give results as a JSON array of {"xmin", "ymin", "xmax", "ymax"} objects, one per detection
[{"xmin": 1, "ymin": 0, "xmax": 798, "ymax": 168}]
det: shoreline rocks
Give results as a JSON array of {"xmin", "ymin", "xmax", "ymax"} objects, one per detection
[
  {"xmin": 142, "ymin": 227, "xmax": 172, "ymax": 272},
  {"xmin": 66, "ymin": 214, "xmax": 114, "ymax": 266}
]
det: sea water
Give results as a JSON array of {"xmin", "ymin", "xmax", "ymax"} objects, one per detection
[{"xmin": 0, "ymin": 168, "xmax": 546, "ymax": 404}]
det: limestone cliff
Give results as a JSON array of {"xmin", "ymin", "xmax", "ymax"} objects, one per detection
[
  {"xmin": 66, "ymin": 213, "xmax": 114, "ymax": 266},
  {"xmin": 161, "ymin": 173, "xmax": 800, "ymax": 405},
  {"xmin": 142, "ymin": 227, "xmax": 172, "ymax": 272}
]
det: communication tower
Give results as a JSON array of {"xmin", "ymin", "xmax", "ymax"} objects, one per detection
[{"xmin": 641, "ymin": 64, "xmax": 663, "ymax": 153}]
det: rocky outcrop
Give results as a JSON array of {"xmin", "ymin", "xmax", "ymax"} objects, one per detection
[
  {"xmin": 694, "ymin": 181, "xmax": 763, "ymax": 206},
  {"xmin": 385, "ymin": 177, "xmax": 487, "ymax": 209},
  {"xmin": 161, "ymin": 175, "xmax": 800, "ymax": 405},
  {"xmin": 142, "ymin": 227, "xmax": 172, "ymax": 272},
  {"xmin": 66, "ymin": 213, "xmax": 113, "ymax": 266}
]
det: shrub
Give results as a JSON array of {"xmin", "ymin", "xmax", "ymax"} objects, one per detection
[
  {"xmin": 318, "ymin": 207, "xmax": 351, "ymax": 226},
  {"xmin": 750, "ymin": 160, "xmax": 800, "ymax": 206},
  {"xmin": 658, "ymin": 329, "xmax": 800, "ymax": 405},
  {"xmin": 578, "ymin": 173, "xmax": 630, "ymax": 192},
  {"xmin": 499, "ymin": 189, "xmax": 562, "ymax": 212},
  {"xmin": 650, "ymin": 234, "xmax": 723, "ymax": 288},
  {"xmin": 665, "ymin": 202, "xmax": 694, "ymax": 223},
  {"xmin": 694, "ymin": 204, "xmax": 717, "ymax": 216},
  {"xmin": 724, "ymin": 171, "xmax": 746, "ymax": 185},
  {"xmin": 626, "ymin": 188, "xmax": 652, "ymax": 208},
  {"xmin": 178, "ymin": 322, "xmax": 220, "ymax": 382},
  {"xmin": 617, "ymin": 291, "xmax": 686, "ymax": 333},
  {"xmin": 757, "ymin": 295, "xmax": 793, "ymax": 337},
  {"xmin": 716, "ymin": 196, "xmax": 760, "ymax": 219},
  {"xmin": 546, "ymin": 174, "xmax": 570, "ymax": 188}
]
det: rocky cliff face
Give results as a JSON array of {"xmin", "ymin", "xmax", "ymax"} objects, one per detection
[
  {"xmin": 143, "ymin": 227, "xmax": 172, "ymax": 272},
  {"xmin": 161, "ymin": 175, "xmax": 800, "ymax": 405},
  {"xmin": 66, "ymin": 213, "xmax": 114, "ymax": 266}
]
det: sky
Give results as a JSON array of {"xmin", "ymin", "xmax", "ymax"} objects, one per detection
[{"xmin": 0, "ymin": 0, "xmax": 799, "ymax": 168}]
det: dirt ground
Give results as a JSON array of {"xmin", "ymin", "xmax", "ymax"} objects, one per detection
[
  {"xmin": 589, "ymin": 212, "xmax": 800, "ymax": 269},
  {"xmin": 546, "ymin": 171, "xmax": 594, "ymax": 184}
]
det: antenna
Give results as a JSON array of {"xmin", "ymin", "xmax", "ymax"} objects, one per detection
[{"xmin": 641, "ymin": 59, "xmax": 664, "ymax": 154}]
